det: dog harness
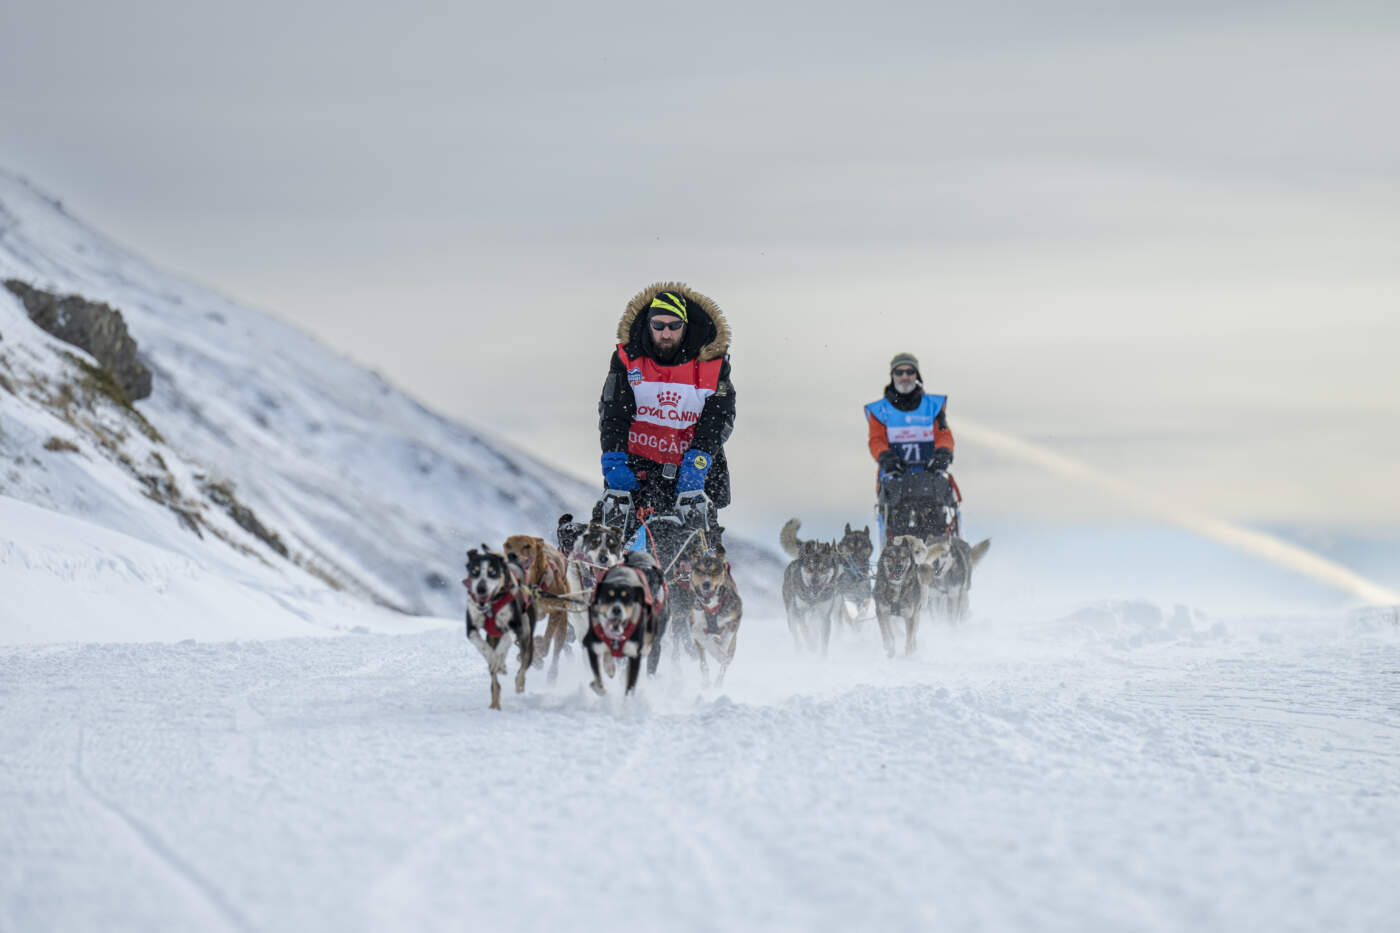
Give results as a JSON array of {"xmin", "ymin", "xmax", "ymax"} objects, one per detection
[
  {"xmin": 463, "ymin": 567, "xmax": 529, "ymax": 640},
  {"xmin": 616, "ymin": 345, "xmax": 723, "ymax": 465},
  {"xmin": 592, "ymin": 616, "xmax": 639, "ymax": 657},
  {"xmin": 590, "ymin": 569, "xmax": 657, "ymax": 658},
  {"xmin": 696, "ymin": 583, "xmax": 734, "ymax": 635},
  {"xmin": 798, "ymin": 573, "xmax": 836, "ymax": 602},
  {"xmin": 575, "ymin": 562, "xmax": 599, "ymax": 594},
  {"xmin": 542, "ymin": 550, "xmax": 568, "ymax": 588}
]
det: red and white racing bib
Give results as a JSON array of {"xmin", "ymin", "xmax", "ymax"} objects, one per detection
[{"xmin": 618, "ymin": 346, "xmax": 723, "ymax": 465}]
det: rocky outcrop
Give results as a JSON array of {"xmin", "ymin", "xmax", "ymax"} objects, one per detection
[{"xmin": 3, "ymin": 279, "xmax": 152, "ymax": 401}]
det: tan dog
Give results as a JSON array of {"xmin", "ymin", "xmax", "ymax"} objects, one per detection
[
  {"xmin": 502, "ymin": 534, "xmax": 572, "ymax": 683},
  {"xmin": 687, "ymin": 548, "xmax": 742, "ymax": 686}
]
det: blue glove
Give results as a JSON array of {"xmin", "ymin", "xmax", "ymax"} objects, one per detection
[
  {"xmin": 601, "ymin": 451, "xmax": 637, "ymax": 491},
  {"xmin": 676, "ymin": 448, "xmax": 713, "ymax": 494}
]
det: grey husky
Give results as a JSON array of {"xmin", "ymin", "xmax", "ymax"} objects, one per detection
[
  {"xmin": 919, "ymin": 533, "xmax": 991, "ymax": 623},
  {"xmin": 779, "ymin": 518, "xmax": 839, "ymax": 655},
  {"xmin": 834, "ymin": 523, "xmax": 874, "ymax": 628},
  {"xmin": 873, "ymin": 534, "xmax": 929, "ymax": 657}
]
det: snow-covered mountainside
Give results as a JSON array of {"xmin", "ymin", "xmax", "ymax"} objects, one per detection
[{"xmin": 0, "ymin": 169, "xmax": 779, "ymax": 626}]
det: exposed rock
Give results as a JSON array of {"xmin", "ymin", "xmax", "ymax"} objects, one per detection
[
  {"xmin": 200, "ymin": 477, "xmax": 290, "ymax": 559},
  {"xmin": 3, "ymin": 279, "xmax": 152, "ymax": 401}
]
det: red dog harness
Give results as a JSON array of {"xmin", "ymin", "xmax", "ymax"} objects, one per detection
[
  {"xmin": 590, "ymin": 568, "xmax": 658, "ymax": 658},
  {"xmin": 591, "ymin": 616, "xmax": 639, "ymax": 658},
  {"xmin": 463, "ymin": 567, "xmax": 530, "ymax": 639},
  {"xmin": 696, "ymin": 586, "xmax": 733, "ymax": 635}
]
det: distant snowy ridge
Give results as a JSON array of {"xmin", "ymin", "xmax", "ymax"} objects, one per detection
[{"xmin": 0, "ymin": 168, "xmax": 781, "ymax": 632}]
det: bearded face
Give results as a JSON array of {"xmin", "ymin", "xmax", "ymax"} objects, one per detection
[
  {"xmin": 648, "ymin": 314, "xmax": 686, "ymax": 361},
  {"xmin": 892, "ymin": 371, "xmax": 919, "ymax": 394}
]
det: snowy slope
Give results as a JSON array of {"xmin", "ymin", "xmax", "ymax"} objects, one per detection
[
  {"xmin": 0, "ymin": 495, "xmax": 442, "ymax": 643},
  {"xmin": 0, "ymin": 169, "xmax": 781, "ymax": 622}
]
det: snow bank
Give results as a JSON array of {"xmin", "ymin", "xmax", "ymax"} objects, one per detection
[{"xmin": 0, "ymin": 495, "xmax": 446, "ymax": 643}]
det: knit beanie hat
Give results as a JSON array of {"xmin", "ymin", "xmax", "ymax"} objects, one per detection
[
  {"xmin": 647, "ymin": 290, "xmax": 689, "ymax": 323},
  {"xmin": 889, "ymin": 352, "xmax": 921, "ymax": 379}
]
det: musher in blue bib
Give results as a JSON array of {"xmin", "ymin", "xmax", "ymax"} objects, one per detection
[{"xmin": 864, "ymin": 352, "xmax": 960, "ymax": 542}]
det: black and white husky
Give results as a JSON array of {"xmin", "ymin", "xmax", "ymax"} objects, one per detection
[
  {"xmin": 584, "ymin": 551, "xmax": 668, "ymax": 696},
  {"xmin": 462, "ymin": 545, "xmax": 537, "ymax": 710}
]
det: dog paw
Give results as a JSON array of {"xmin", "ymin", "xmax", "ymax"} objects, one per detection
[{"xmin": 590, "ymin": 681, "xmax": 606, "ymax": 696}]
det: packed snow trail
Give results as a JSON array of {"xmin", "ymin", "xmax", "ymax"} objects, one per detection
[{"xmin": 2, "ymin": 609, "xmax": 1398, "ymax": 932}]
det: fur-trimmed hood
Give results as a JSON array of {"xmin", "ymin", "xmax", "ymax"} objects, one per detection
[{"xmin": 617, "ymin": 282, "xmax": 731, "ymax": 363}]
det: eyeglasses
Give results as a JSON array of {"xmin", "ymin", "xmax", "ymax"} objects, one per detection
[
  {"xmin": 892, "ymin": 368, "xmax": 917, "ymax": 377},
  {"xmin": 650, "ymin": 319, "xmax": 685, "ymax": 332}
]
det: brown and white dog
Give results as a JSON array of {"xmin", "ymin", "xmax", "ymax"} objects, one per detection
[
  {"xmin": 463, "ymin": 545, "xmax": 537, "ymax": 710},
  {"xmin": 780, "ymin": 518, "xmax": 840, "ymax": 655},
  {"xmin": 873, "ymin": 534, "xmax": 930, "ymax": 658},
  {"xmin": 687, "ymin": 547, "xmax": 742, "ymax": 686},
  {"xmin": 502, "ymin": 534, "xmax": 571, "ymax": 684},
  {"xmin": 584, "ymin": 551, "xmax": 668, "ymax": 696}
]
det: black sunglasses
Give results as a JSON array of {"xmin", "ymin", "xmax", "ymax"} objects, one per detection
[
  {"xmin": 650, "ymin": 319, "xmax": 685, "ymax": 332},
  {"xmin": 892, "ymin": 367, "xmax": 917, "ymax": 377}
]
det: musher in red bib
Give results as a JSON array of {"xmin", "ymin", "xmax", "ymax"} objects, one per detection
[{"xmin": 597, "ymin": 283, "xmax": 735, "ymax": 546}]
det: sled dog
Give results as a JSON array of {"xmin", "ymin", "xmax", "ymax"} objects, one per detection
[
  {"xmin": 503, "ymin": 534, "xmax": 572, "ymax": 684},
  {"xmin": 584, "ymin": 551, "xmax": 669, "ymax": 696},
  {"xmin": 564, "ymin": 517, "xmax": 624, "ymax": 609},
  {"xmin": 663, "ymin": 529, "xmax": 716, "ymax": 666},
  {"xmin": 874, "ymin": 535, "xmax": 930, "ymax": 657},
  {"xmin": 835, "ymin": 523, "xmax": 874, "ymax": 627},
  {"xmin": 462, "ymin": 545, "xmax": 537, "ymax": 710},
  {"xmin": 687, "ymin": 547, "xmax": 742, "ymax": 686},
  {"xmin": 780, "ymin": 518, "xmax": 840, "ymax": 655},
  {"xmin": 919, "ymin": 534, "xmax": 990, "ymax": 623},
  {"xmin": 555, "ymin": 512, "xmax": 586, "ymax": 558}
]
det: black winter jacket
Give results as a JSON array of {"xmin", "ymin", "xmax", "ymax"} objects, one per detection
[{"xmin": 598, "ymin": 283, "xmax": 735, "ymax": 508}]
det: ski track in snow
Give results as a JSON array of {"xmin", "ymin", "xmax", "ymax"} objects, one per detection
[{"xmin": 2, "ymin": 611, "xmax": 1398, "ymax": 932}]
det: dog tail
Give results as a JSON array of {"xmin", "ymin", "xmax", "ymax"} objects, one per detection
[
  {"xmin": 968, "ymin": 539, "xmax": 991, "ymax": 569},
  {"xmin": 779, "ymin": 518, "xmax": 803, "ymax": 558}
]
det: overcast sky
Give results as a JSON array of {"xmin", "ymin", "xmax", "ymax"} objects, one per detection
[{"xmin": 4, "ymin": 0, "xmax": 1398, "ymax": 542}]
